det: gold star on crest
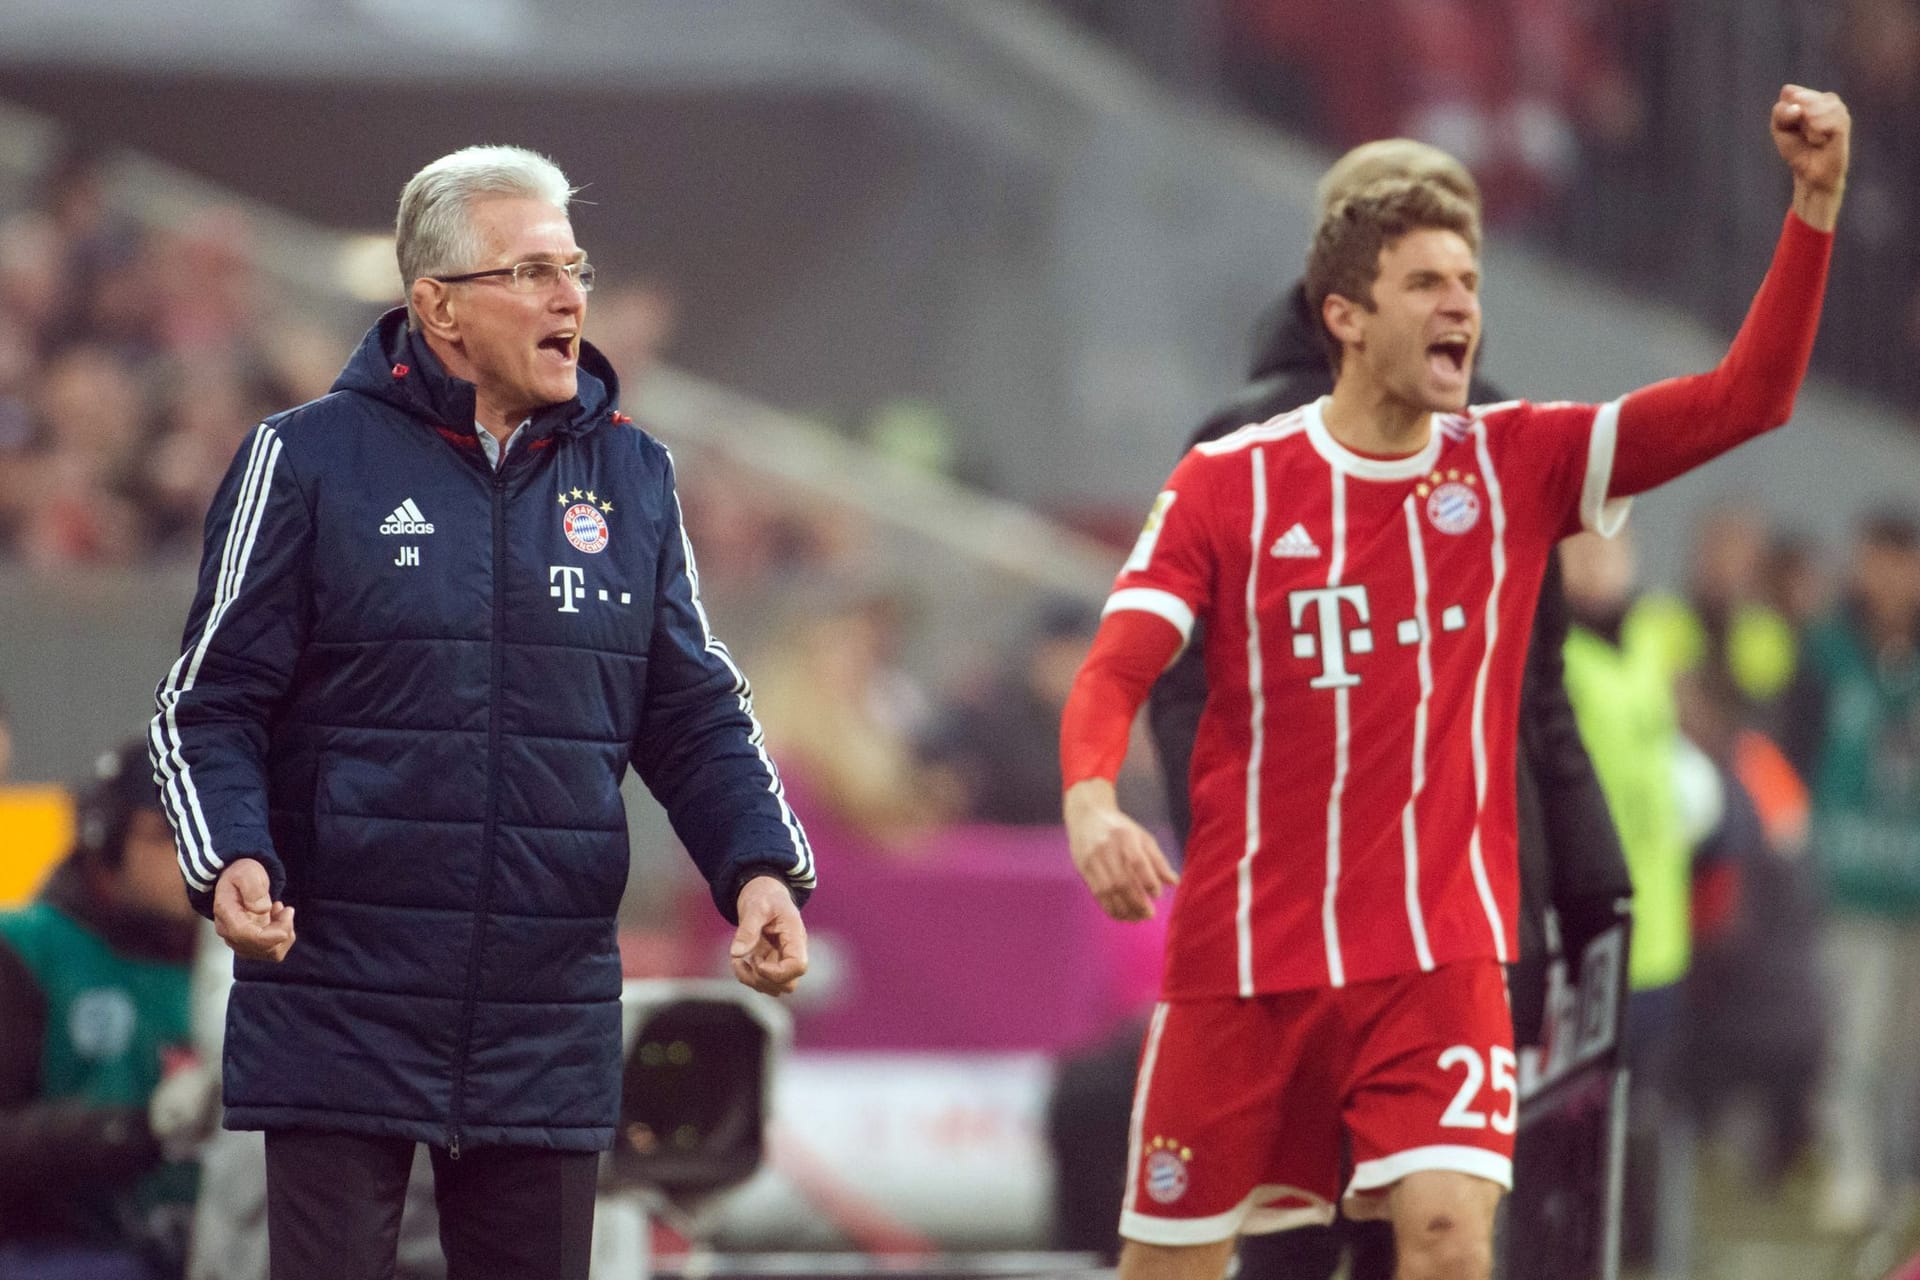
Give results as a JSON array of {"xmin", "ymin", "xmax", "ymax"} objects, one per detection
[
  {"xmin": 1447, "ymin": 468, "xmax": 1461, "ymax": 481},
  {"xmin": 600, "ymin": 500, "xmax": 613, "ymax": 513},
  {"xmin": 1465, "ymin": 474, "xmax": 1477, "ymax": 486},
  {"xmin": 1416, "ymin": 484, "xmax": 1431, "ymax": 498},
  {"xmin": 585, "ymin": 490, "xmax": 598, "ymax": 503},
  {"xmin": 571, "ymin": 488, "xmax": 584, "ymax": 499},
  {"xmin": 557, "ymin": 494, "xmax": 570, "ymax": 506}
]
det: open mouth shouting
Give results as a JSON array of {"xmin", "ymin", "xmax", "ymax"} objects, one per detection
[{"xmin": 1426, "ymin": 331, "xmax": 1473, "ymax": 387}]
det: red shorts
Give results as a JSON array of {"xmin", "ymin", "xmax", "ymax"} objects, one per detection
[{"xmin": 1120, "ymin": 959, "xmax": 1515, "ymax": 1245}]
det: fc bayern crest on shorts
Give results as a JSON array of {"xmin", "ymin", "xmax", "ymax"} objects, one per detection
[
  {"xmin": 1421, "ymin": 470, "xmax": 1481, "ymax": 536},
  {"xmin": 563, "ymin": 502, "xmax": 610, "ymax": 553},
  {"xmin": 1143, "ymin": 1136, "xmax": 1192, "ymax": 1204}
]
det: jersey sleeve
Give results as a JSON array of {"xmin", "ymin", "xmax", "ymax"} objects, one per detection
[
  {"xmin": 1060, "ymin": 610, "xmax": 1184, "ymax": 788},
  {"xmin": 1103, "ymin": 448, "xmax": 1222, "ymax": 645},
  {"xmin": 1479, "ymin": 399, "xmax": 1633, "ymax": 543},
  {"xmin": 1610, "ymin": 213, "xmax": 1832, "ymax": 496},
  {"xmin": 1493, "ymin": 212, "xmax": 1831, "ymax": 532},
  {"xmin": 1059, "ymin": 452, "xmax": 1224, "ymax": 790}
]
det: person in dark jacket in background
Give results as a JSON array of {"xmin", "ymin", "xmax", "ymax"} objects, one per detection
[
  {"xmin": 0, "ymin": 741, "xmax": 203, "ymax": 1280},
  {"xmin": 1048, "ymin": 139, "xmax": 1630, "ymax": 1278},
  {"xmin": 933, "ymin": 597, "xmax": 1127, "ymax": 825},
  {"xmin": 148, "ymin": 145, "xmax": 815, "ymax": 1280}
]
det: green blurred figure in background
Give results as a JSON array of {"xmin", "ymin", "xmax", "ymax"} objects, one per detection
[{"xmin": 0, "ymin": 741, "xmax": 204, "ymax": 1280}]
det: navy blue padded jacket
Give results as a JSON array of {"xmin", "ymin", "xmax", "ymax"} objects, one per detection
[{"xmin": 149, "ymin": 308, "xmax": 814, "ymax": 1151}]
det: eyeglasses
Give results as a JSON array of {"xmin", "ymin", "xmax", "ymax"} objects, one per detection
[{"xmin": 430, "ymin": 260, "xmax": 597, "ymax": 294}]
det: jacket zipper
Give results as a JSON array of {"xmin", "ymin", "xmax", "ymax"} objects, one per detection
[{"xmin": 447, "ymin": 460, "xmax": 510, "ymax": 1160}]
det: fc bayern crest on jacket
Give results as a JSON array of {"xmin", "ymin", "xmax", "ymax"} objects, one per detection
[{"xmin": 559, "ymin": 489, "xmax": 612, "ymax": 553}]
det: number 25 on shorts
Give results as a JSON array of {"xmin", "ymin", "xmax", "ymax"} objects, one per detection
[{"xmin": 1437, "ymin": 1044, "xmax": 1517, "ymax": 1135}]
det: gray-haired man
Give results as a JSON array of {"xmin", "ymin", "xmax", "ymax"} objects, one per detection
[{"xmin": 150, "ymin": 145, "xmax": 814, "ymax": 1279}]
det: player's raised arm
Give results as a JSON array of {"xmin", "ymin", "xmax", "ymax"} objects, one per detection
[{"xmin": 1609, "ymin": 86, "xmax": 1850, "ymax": 497}]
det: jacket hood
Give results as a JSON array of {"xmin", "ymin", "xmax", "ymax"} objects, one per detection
[
  {"xmin": 331, "ymin": 306, "xmax": 622, "ymax": 441},
  {"xmin": 1246, "ymin": 282, "xmax": 1328, "ymax": 382}
]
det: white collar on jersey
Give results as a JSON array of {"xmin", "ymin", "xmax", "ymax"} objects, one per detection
[{"xmin": 1304, "ymin": 396, "xmax": 1446, "ymax": 482}]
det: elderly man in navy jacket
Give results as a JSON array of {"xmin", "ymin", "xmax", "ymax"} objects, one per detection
[{"xmin": 149, "ymin": 145, "xmax": 815, "ymax": 1280}]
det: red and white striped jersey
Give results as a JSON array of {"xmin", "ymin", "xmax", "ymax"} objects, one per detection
[{"xmin": 1109, "ymin": 395, "xmax": 1629, "ymax": 998}]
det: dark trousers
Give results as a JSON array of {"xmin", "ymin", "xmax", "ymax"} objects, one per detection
[
  {"xmin": 264, "ymin": 1130, "xmax": 598, "ymax": 1280},
  {"xmin": 1238, "ymin": 1220, "xmax": 1393, "ymax": 1279}
]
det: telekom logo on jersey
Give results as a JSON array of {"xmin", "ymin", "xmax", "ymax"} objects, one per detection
[
  {"xmin": 1289, "ymin": 586, "xmax": 1371, "ymax": 689},
  {"xmin": 1288, "ymin": 585, "xmax": 1467, "ymax": 689}
]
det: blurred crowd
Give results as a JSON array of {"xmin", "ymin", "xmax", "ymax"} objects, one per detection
[
  {"xmin": 1216, "ymin": 0, "xmax": 1653, "ymax": 229},
  {"xmin": 0, "ymin": 149, "xmax": 345, "ymax": 568},
  {"xmin": 1555, "ymin": 502, "xmax": 1920, "ymax": 1271}
]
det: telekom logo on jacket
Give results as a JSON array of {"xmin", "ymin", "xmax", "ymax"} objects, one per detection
[{"xmin": 549, "ymin": 565, "xmax": 632, "ymax": 614}]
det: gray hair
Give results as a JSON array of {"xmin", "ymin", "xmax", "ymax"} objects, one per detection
[{"xmin": 396, "ymin": 145, "xmax": 574, "ymax": 327}]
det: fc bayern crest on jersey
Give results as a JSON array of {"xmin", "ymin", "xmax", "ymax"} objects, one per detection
[
  {"xmin": 1423, "ymin": 470, "xmax": 1482, "ymax": 536},
  {"xmin": 564, "ymin": 502, "xmax": 610, "ymax": 553},
  {"xmin": 1144, "ymin": 1136, "xmax": 1192, "ymax": 1204}
]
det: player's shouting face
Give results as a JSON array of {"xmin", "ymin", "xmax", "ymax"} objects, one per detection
[{"xmin": 1329, "ymin": 226, "xmax": 1481, "ymax": 415}]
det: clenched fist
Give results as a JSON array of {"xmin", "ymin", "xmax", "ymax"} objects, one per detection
[{"xmin": 1772, "ymin": 85, "xmax": 1849, "ymax": 231}]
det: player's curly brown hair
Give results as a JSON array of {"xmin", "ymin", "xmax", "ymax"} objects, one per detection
[{"xmin": 1305, "ymin": 178, "xmax": 1481, "ymax": 377}]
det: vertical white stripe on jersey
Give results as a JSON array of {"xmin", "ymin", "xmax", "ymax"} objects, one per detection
[
  {"xmin": 1321, "ymin": 471, "xmax": 1350, "ymax": 988},
  {"xmin": 152, "ymin": 425, "xmax": 281, "ymax": 890},
  {"xmin": 1236, "ymin": 448, "xmax": 1269, "ymax": 998},
  {"xmin": 666, "ymin": 456, "xmax": 815, "ymax": 889},
  {"xmin": 1398, "ymin": 499, "xmax": 1438, "ymax": 971},
  {"xmin": 1466, "ymin": 429, "xmax": 1512, "ymax": 961},
  {"xmin": 1121, "ymin": 1003, "xmax": 1172, "ymax": 1218}
]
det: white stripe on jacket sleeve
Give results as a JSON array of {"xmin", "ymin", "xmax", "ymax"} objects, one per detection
[
  {"xmin": 665, "ymin": 451, "xmax": 814, "ymax": 890},
  {"xmin": 151, "ymin": 424, "xmax": 282, "ymax": 892}
]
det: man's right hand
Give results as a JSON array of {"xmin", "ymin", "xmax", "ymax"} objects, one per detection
[
  {"xmin": 1774, "ymin": 84, "xmax": 1849, "ymax": 231},
  {"xmin": 1064, "ymin": 778, "xmax": 1179, "ymax": 922},
  {"xmin": 213, "ymin": 858, "xmax": 296, "ymax": 962}
]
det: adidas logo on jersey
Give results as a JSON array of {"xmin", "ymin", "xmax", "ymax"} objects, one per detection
[
  {"xmin": 379, "ymin": 499, "xmax": 435, "ymax": 535},
  {"xmin": 1269, "ymin": 523, "xmax": 1320, "ymax": 558}
]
